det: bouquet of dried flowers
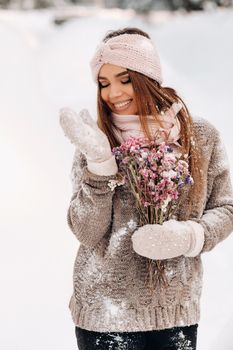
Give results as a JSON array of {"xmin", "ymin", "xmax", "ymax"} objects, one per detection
[{"xmin": 110, "ymin": 136, "xmax": 193, "ymax": 288}]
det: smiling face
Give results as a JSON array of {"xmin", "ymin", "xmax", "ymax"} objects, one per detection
[{"xmin": 98, "ymin": 64, "xmax": 138, "ymax": 115}]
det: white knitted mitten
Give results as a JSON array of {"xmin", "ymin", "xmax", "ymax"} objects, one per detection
[
  {"xmin": 59, "ymin": 108, "xmax": 118, "ymax": 176},
  {"xmin": 131, "ymin": 219, "xmax": 205, "ymax": 260}
]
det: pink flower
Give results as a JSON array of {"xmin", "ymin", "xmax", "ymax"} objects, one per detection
[{"xmin": 112, "ymin": 136, "xmax": 193, "ymax": 226}]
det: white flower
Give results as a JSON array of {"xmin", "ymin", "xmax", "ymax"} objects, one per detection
[
  {"xmin": 108, "ymin": 180, "xmax": 118, "ymax": 191},
  {"xmin": 141, "ymin": 151, "xmax": 148, "ymax": 159},
  {"xmin": 161, "ymin": 196, "xmax": 172, "ymax": 211},
  {"xmin": 108, "ymin": 176, "xmax": 125, "ymax": 191},
  {"xmin": 162, "ymin": 170, "xmax": 177, "ymax": 179}
]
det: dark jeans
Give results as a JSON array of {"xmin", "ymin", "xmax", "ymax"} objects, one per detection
[{"xmin": 75, "ymin": 324, "xmax": 198, "ymax": 349}]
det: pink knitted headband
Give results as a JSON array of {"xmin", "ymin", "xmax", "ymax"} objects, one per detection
[{"xmin": 90, "ymin": 33, "xmax": 163, "ymax": 85}]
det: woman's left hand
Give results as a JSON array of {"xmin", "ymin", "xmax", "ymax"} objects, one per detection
[{"xmin": 131, "ymin": 219, "xmax": 205, "ymax": 260}]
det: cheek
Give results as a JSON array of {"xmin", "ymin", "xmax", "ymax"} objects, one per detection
[
  {"xmin": 126, "ymin": 85, "xmax": 136, "ymax": 99},
  {"xmin": 100, "ymin": 89, "xmax": 108, "ymax": 102}
]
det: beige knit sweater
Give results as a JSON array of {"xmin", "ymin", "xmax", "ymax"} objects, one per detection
[{"xmin": 67, "ymin": 117, "xmax": 233, "ymax": 332}]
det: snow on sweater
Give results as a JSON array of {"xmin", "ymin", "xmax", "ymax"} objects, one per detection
[{"xmin": 66, "ymin": 116, "xmax": 233, "ymax": 332}]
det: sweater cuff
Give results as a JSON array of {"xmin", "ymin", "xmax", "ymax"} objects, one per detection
[
  {"xmin": 87, "ymin": 155, "xmax": 118, "ymax": 176},
  {"xmin": 184, "ymin": 221, "xmax": 205, "ymax": 257}
]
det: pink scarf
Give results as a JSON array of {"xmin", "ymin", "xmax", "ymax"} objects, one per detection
[{"xmin": 112, "ymin": 102, "xmax": 182, "ymax": 147}]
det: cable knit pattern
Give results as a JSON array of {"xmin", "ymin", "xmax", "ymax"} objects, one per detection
[
  {"xmin": 66, "ymin": 117, "xmax": 233, "ymax": 332},
  {"xmin": 90, "ymin": 34, "xmax": 163, "ymax": 84}
]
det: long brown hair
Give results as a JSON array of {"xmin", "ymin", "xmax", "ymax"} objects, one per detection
[{"xmin": 96, "ymin": 27, "xmax": 203, "ymax": 212}]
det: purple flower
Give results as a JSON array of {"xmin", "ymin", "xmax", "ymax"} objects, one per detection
[{"xmin": 185, "ymin": 175, "xmax": 194, "ymax": 185}]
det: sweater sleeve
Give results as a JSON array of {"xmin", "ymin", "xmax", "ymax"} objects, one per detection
[
  {"xmin": 195, "ymin": 127, "xmax": 233, "ymax": 253},
  {"xmin": 67, "ymin": 149, "xmax": 116, "ymax": 248}
]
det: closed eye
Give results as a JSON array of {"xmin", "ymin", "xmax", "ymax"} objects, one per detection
[
  {"xmin": 99, "ymin": 77, "xmax": 131, "ymax": 89},
  {"xmin": 121, "ymin": 78, "xmax": 131, "ymax": 84},
  {"xmin": 99, "ymin": 82, "xmax": 109, "ymax": 88}
]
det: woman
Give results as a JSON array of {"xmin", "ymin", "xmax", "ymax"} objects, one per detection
[{"xmin": 60, "ymin": 27, "xmax": 233, "ymax": 350}]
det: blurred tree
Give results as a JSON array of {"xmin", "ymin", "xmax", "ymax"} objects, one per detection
[
  {"xmin": 0, "ymin": 0, "xmax": 232, "ymax": 10},
  {"xmin": 104, "ymin": 0, "xmax": 128, "ymax": 8},
  {"xmin": 0, "ymin": 0, "xmax": 10, "ymax": 7},
  {"xmin": 166, "ymin": 0, "xmax": 205, "ymax": 10},
  {"xmin": 184, "ymin": 0, "xmax": 205, "ymax": 10},
  {"xmin": 124, "ymin": 0, "xmax": 155, "ymax": 13},
  {"xmin": 215, "ymin": 0, "xmax": 232, "ymax": 6},
  {"xmin": 34, "ymin": 0, "xmax": 53, "ymax": 7}
]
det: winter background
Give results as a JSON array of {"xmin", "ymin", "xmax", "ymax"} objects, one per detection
[{"xmin": 1, "ymin": 1, "xmax": 233, "ymax": 349}]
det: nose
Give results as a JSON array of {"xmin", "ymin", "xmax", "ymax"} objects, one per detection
[{"xmin": 109, "ymin": 85, "xmax": 123, "ymax": 99}]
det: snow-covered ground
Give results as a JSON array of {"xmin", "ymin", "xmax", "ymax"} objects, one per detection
[{"xmin": 1, "ymin": 6, "xmax": 233, "ymax": 350}]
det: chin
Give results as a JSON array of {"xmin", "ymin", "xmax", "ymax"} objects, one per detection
[{"xmin": 117, "ymin": 107, "xmax": 137, "ymax": 115}]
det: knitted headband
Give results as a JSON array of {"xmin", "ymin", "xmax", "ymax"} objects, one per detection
[{"xmin": 90, "ymin": 33, "xmax": 163, "ymax": 85}]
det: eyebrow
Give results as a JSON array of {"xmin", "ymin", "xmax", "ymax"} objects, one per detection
[{"xmin": 98, "ymin": 70, "xmax": 129, "ymax": 80}]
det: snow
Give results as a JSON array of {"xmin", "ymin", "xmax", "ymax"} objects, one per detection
[
  {"xmin": 103, "ymin": 297, "xmax": 122, "ymax": 318},
  {"xmin": 95, "ymin": 329, "xmax": 128, "ymax": 350},
  {"xmin": 108, "ymin": 220, "xmax": 137, "ymax": 255},
  {"xmin": 172, "ymin": 330, "xmax": 193, "ymax": 350},
  {"xmin": 1, "ymin": 6, "xmax": 233, "ymax": 350},
  {"xmin": 108, "ymin": 226, "xmax": 128, "ymax": 254},
  {"xmin": 127, "ymin": 219, "xmax": 137, "ymax": 230}
]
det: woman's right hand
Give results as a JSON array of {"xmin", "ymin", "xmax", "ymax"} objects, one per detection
[
  {"xmin": 59, "ymin": 108, "xmax": 118, "ymax": 176},
  {"xmin": 59, "ymin": 108, "xmax": 111, "ymax": 162}
]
